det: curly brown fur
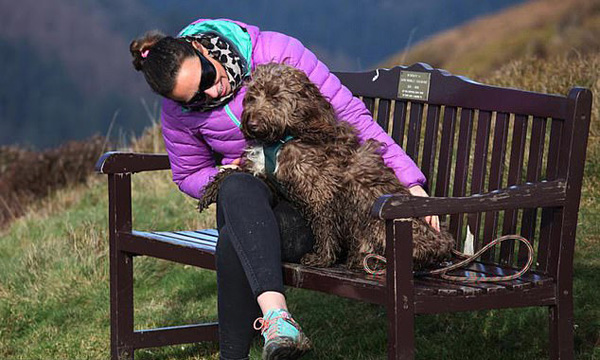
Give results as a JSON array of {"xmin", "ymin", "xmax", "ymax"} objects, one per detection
[{"xmin": 241, "ymin": 63, "xmax": 455, "ymax": 269}]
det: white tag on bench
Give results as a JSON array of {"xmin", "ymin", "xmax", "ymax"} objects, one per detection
[{"xmin": 463, "ymin": 225, "xmax": 475, "ymax": 255}]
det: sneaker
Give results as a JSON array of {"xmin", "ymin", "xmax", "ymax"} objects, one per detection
[{"xmin": 253, "ymin": 309, "xmax": 311, "ymax": 360}]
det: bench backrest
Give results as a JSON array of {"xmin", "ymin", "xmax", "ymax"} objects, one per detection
[{"xmin": 334, "ymin": 63, "xmax": 592, "ymax": 276}]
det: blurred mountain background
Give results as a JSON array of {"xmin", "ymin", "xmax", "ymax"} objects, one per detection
[
  {"xmin": 0, "ymin": 0, "xmax": 526, "ymax": 149},
  {"xmin": 380, "ymin": 0, "xmax": 600, "ymax": 77}
]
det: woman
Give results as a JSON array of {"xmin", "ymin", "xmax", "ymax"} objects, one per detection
[{"xmin": 130, "ymin": 18, "xmax": 437, "ymax": 360}]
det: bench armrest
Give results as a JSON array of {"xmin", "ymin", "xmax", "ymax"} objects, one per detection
[
  {"xmin": 372, "ymin": 180, "xmax": 566, "ymax": 220},
  {"xmin": 95, "ymin": 151, "xmax": 170, "ymax": 175}
]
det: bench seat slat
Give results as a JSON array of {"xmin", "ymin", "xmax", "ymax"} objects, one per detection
[
  {"xmin": 150, "ymin": 232, "xmax": 216, "ymax": 250},
  {"xmin": 133, "ymin": 231, "xmax": 216, "ymax": 252},
  {"xmin": 414, "ymin": 277, "xmax": 483, "ymax": 296},
  {"xmin": 145, "ymin": 230, "xmax": 218, "ymax": 246},
  {"xmin": 191, "ymin": 229, "xmax": 219, "ymax": 236},
  {"xmin": 464, "ymin": 262, "xmax": 552, "ymax": 286},
  {"xmin": 446, "ymin": 277, "xmax": 509, "ymax": 294},
  {"xmin": 167, "ymin": 231, "xmax": 219, "ymax": 247},
  {"xmin": 436, "ymin": 270, "xmax": 510, "ymax": 293}
]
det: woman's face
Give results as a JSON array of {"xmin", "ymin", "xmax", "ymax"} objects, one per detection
[{"xmin": 170, "ymin": 42, "xmax": 232, "ymax": 104}]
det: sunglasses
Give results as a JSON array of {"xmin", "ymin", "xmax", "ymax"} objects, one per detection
[{"xmin": 183, "ymin": 48, "xmax": 217, "ymax": 106}]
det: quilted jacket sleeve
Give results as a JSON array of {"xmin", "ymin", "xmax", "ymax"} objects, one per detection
[
  {"xmin": 161, "ymin": 107, "xmax": 219, "ymax": 199},
  {"xmin": 256, "ymin": 32, "xmax": 426, "ymax": 189}
]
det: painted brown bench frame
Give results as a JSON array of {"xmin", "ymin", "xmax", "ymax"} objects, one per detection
[{"xmin": 96, "ymin": 63, "xmax": 592, "ymax": 359}]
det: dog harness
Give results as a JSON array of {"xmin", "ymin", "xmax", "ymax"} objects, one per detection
[
  {"xmin": 263, "ymin": 135, "xmax": 295, "ymax": 175},
  {"xmin": 263, "ymin": 135, "xmax": 295, "ymax": 200}
]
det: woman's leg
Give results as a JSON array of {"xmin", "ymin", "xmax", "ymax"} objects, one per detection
[{"xmin": 215, "ymin": 173, "xmax": 290, "ymax": 359}]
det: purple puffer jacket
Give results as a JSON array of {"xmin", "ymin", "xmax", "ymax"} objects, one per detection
[{"xmin": 161, "ymin": 19, "xmax": 426, "ymax": 199}]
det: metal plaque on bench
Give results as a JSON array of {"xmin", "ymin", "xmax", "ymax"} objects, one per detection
[{"xmin": 397, "ymin": 71, "xmax": 431, "ymax": 101}]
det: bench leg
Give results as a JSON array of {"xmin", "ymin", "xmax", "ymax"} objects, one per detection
[
  {"xmin": 548, "ymin": 294, "xmax": 574, "ymax": 360},
  {"xmin": 387, "ymin": 220, "xmax": 415, "ymax": 360},
  {"xmin": 387, "ymin": 299, "xmax": 415, "ymax": 360},
  {"xmin": 111, "ymin": 249, "xmax": 135, "ymax": 360}
]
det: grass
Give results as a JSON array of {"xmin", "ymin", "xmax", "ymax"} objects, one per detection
[{"xmin": 1, "ymin": 56, "xmax": 599, "ymax": 359}]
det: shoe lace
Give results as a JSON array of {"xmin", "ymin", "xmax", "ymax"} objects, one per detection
[{"xmin": 253, "ymin": 312, "xmax": 299, "ymax": 341}]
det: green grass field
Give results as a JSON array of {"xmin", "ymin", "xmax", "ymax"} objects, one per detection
[{"xmin": 1, "ymin": 55, "xmax": 599, "ymax": 359}]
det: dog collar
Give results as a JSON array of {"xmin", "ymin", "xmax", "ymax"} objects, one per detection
[{"xmin": 264, "ymin": 135, "xmax": 295, "ymax": 175}]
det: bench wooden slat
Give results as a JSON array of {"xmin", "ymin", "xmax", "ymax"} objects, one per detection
[
  {"xmin": 391, "ymin": 100, "xmax": 407, "ymax": 147},
  {"xmin": 537, "ymin": 119, "xmax": 564, "ymax": 272},
  {"xmin": 414, "ymin": 285, "xmax": 556, "ymax": 315},
  {"xmin": 500, "ymin": 114, "xmax": 529, "ymax": 264},
  {"xmin": 433, "ymin": 106, "xmax": 458, "ymax": 220},
  {"xmin": 464, "ymin": 262, "xmax": 552, "ymax": 282},
  {"xmin": 415, "ymin": 277, "xmax": 483, "ymax": 296},
  {"xmin": 96, "ymin": 152, "xmax": 170, "ymax": 174},
  {"xmin": 481, "ymin": 112, "xmax": 510, "ymax": 261},
  {"xmin": 518, "ymin": 116, "xmax": 547, "ymax": 267},
  {"xmin": 463, "ymin": 262, "xmax": 553, "ymax": 289},
  {"xmin": 376, "ymin": 98, "xmax": 392, "ymax": 133},
  {"xmin": 132, "ymin": 323, "xmax": 219, "ymax": 349},
  {"xmin": 438, "ymin": 270, "xmax": 510, "ymax": 293},
  {"xmin": 363, "ymin": 96, "xmax": 375, "ymax": 114},
  {"xmin": 191, "ymin": 229, "xmax": 219, "ymax": 237},
  {"xmin": 468, "ymin": 110, "xmax": 492, "ymax": 252},
  {"xmin": 133, "ymin": 231, "xmax": 216, "ymax": 251},
  {"xmin": 169, "ymin": 231, "xmax": 219, "ymax": 246},
  {"xmin": 420, "ymin": 104, "xmax": 441, "ymax": 186},
  {"xmin": 405, "ymin": 102, "xmax": 424, "ymax": 160},
  {"xmin": 372, "ymin": 180, "xmax": 567, "ymax": 220},
  {"xmin": 449, "ymin": 108, "xmax": 474, "ymax": 243}
]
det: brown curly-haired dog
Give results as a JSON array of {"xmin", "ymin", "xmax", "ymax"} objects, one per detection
[{"xmin": 204, "ymin": 63, "xmax": 454, "ymax": 269}]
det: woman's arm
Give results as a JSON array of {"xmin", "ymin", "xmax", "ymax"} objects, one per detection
[{"xmin": 161, "ymin": 106, "xmax": 219, "ymax": 199}]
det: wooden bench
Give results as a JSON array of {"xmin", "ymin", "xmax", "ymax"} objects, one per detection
[{"xmin": 95, "ymin": 63, "xmax": 592, "ymax": 360}]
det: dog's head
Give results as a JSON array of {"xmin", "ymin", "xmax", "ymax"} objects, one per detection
[{"xmin": 241, "ymin": 63, "xmax": 338, "ymax": 144}]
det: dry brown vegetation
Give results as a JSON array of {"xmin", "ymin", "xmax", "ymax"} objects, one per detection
[
  {"xmin": 0, "ymin": 136, "xmax": 107, "ymax": 226},
  {"xmin": 382, "ymin": 0, "xmax": 600, "ymax": 78},
  {"xmin": 483, "ymin": 53, "xmax": 599, "ymax": 134}
]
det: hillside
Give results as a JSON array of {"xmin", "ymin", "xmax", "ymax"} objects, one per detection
[
  {"xmin": 0, "ymin": 0, "xmax": 525, "ymax": 149},
  {"xmin": 381, "ymin": 0, "xmax": 600, "ymax": 78}
]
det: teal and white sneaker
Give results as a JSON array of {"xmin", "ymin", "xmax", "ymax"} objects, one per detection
[{"xmin": 253, "ymin": 309, "xmax": 311, "ymax": 360}]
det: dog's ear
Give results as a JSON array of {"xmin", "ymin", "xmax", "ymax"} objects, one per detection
[
  {"xmin": 291, "ymin": 83, "xmax": 340, "ymax": 143},
  {"xmin": 293, "ymin": 106, "xmax": 339, "ymax": 143}
]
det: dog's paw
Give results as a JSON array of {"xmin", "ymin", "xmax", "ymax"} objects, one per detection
[{"xmin": 300, "ymin": 252, "xmax": 333, "ymax": 268}]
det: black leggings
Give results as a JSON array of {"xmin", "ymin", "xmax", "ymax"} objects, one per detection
[{"xmin": 215, "ymin": 173, "xmax": 314, "ymax": 360}]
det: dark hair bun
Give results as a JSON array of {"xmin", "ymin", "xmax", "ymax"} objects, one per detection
[{"xmin": 130, "ymin": 30, "xmax": 166, "ymax": 71}]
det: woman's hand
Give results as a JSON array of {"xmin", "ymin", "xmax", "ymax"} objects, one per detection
[
  {"xmin": 408, "ymin": 185, "xmax": 440, "ymax": 232},
  {"xmin": 219, "ymin": 158, "xmax": 241, "ymax": 171}
]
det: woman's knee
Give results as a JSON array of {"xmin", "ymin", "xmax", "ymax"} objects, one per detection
[{"xmin": 217, "ymin": 173, "xmax": 271, "ymax": 206}]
